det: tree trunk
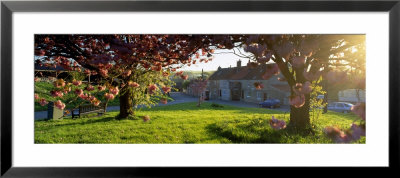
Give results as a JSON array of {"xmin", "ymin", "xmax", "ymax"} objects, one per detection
[
  {"xmin": 289, "ymin": 94, "xmax": 311, "ymax": 130},
  {"xmin": 119, "ymin": 88, "xmax": 134, "ymax": 119},
  {"xmin": 197, "ymin": 96, "xmax": 201, "ymax": 107},
  {"xmin": 323, "ymin": 91, "xmax": 328, "ymax": 113},
  {"xmin": 322, "ymin": 80, "xmax": 328, "ymax": 113}
]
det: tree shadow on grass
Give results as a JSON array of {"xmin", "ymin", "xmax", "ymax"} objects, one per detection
[
  {"xmin": 205, "ymin": 119, "xmax": 286, "ymax": 144},
  {"xmin": 39, "ymin": 115, "xmax": 117, "ymax": 128},
  {"xmin": 140, "ymin": 102, "xmax": 287, "ymax": 115}
]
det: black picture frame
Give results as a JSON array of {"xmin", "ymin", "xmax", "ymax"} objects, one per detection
[{"xmin": 1, "ymin": 0, "xmax": 399, "ymax": 177}]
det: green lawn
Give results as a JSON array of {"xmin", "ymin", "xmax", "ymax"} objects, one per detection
[
  {"xmin": 35, "ymin": 81, "xmax": 120, "ymax": 111},
  {"xmin": 34, "ymin": 102, "xmax": 365, "ymax": 144}
]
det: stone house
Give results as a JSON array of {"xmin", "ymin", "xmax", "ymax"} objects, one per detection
[
  {"xmin": 338, "ymin": 89, "xmax": 366, "ymax": 103},
  {"xmin": 206, "ymin": 60, "xmax": 291, "ymax": 105}
]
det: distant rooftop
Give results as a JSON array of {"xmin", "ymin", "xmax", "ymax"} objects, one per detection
[
  {"xmin": 34, "ymin": 64, "xmax": 66, "ymax": 71},
  {"xmin": 208, "ymin": 63, "xmax": 279, "ymax": 81}
]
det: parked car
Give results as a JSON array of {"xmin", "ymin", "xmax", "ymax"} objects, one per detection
[
  {"xmin": 259, "ymin": 99, "xmax": 280, "ymax": 108},
  {"xmin": 327, "ymin": 102, "xmax": 354, "ymax": 113}
]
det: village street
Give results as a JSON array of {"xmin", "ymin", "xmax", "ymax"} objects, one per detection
[{"xmin": 34, "ymin": 92, "xmax": 290, "ymax": 120}]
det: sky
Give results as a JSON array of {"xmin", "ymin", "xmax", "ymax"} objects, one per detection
[
  {"xmin": 177, "ymin": 48, "xmax": 253, "ymax": 72},
  {"xmin": 36, "ymin": 47, "xmax": 255, "ymax": 72}
]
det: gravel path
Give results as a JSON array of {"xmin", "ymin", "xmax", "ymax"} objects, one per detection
[{"xmin": 34, "ymin": 92, "xmax": 289, "ymax": 120}]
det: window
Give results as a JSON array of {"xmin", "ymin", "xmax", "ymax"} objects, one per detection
[
  {"xmin": 336, "ymin": 103, "xmax": 344, "ymax": 108},
  {"xmin": 257, "ymin": 92, "xmax": 262, "ymax": 100},
  {"xmin": 241, "ymin": 90, "xmax": 244, "ymax": 99},
  {"xmin": 219, "ymin": 90, "xmax": 222, "ymax": 97}
]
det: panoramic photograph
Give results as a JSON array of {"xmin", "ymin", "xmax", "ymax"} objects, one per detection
[{"xmin": 34, "ymin": 34, "xmax": 366, "ymax": 144}]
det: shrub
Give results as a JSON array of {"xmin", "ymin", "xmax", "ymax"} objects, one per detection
[{"xmin": 211, "ymin": 103, "xmax": 224, "ymax": 108}]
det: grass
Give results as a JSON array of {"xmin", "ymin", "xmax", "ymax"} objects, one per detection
[
  {"xmin": 34, "ymin": 102, "xmax": 365, "ymax": 144},
  {"xmin": 35, "ymin": 81, "xmax": 120, "ymax": 111}
]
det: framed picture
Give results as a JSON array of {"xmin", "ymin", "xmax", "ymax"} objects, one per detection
[{"xmin": 1, "ymin": 0, "xmax": 399, "ymax": 177}]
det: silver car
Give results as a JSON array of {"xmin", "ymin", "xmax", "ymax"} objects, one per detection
[{"xmin": 327, "ymin": 102, "xmax": 354, "ymax": 113}]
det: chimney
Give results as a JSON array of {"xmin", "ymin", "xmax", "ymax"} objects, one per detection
[{"xmin": 236, "ymin": 59, "xmax": 241, "ymax": 72}]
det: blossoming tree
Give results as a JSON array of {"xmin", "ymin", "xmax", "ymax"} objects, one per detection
[
  {"xmin": 235, "ymin": 35, "xmax": 365, "ymax": 130},
  {"xmin": 35, "ymin": 35, "xmax": 216, "ymax": 118},
  {"xmin": 188, "ymin": 79, "xmax": 208, "ymax": 107}
]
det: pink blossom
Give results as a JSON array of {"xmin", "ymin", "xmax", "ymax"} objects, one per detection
[
  {"xmin": 84, "ymin": 69, "xmax": 91, "ymax": 76},
  {"xmin": 325, "ymin": 123, "xmax": 365, "ymax": 143},
  {"xmin": 256, "ymin": 52, "xmax": 273, "ymax": 64},
  {"xmin": 63, "ymin": 86, "xmax": 71, "ymax": 94},
  {"xmin": 269, "ymin": 116, "xmax": 287, "ymax": 130},
  {"xmin": 162, "ymin": 86, "xmax": 171, "ymax": 93},
  {"xmin": 291, "ymin": 56, "xmax": 305, "ymax": 69},
  {"xmin": 97, "ymin": 85, "xmax": 106, "ymax": 91},
  {"xmin": 34, "ymin": 77, "xmax": 40, "ymax": 82},
  {"xmin": 88, "ymin": 95, "xmax": 96, "ymax": 102},
  {"xmin": 79, "ymin": 93, "xmax": 89, "ymax": 100},
  {"xmin": 36, "ymin": 49, "xmax": 46, "ymax": 56},
  {"xmin": 350, "ymin": 123, "xmax": 366, "ymax": 140},
  {"xmin": 109, "ymin": 87, "xmax": 119, "ymax": 95},
  {"xmin": 162, "ymin": 72, "xmax": 170, "ymax": 77},
  {"xmin": 289, "ymin": 94, "xmax": 305, "ymax": 108},
  {"xmin": 128, "ymin": 81, "xmax": 140, "ymax": 88},
  {"xmin": 75, "ymin": 89, "xmax": 83, "ymax": 96},
  {"xmin": 243, "ymin": 43, "xmax": 267, "ymax": 57},
  {"xmin": 148, "ymin": 84, "xmax": 158, "ymax": 94},
  {"xmin": 160, "ymin": 98, "xmax": 168, "ymax": 104},
  {"xmin": 335, "ymin": 131, "xmax": 350, "ymax": 143},
  {"xmin": 351, "ymin": 103, "xmax": 366, "ymax": 120},
  {"xmin": 292, "ymin": 82, "xmax": 312, "ymax": 95},
  {"xmin": 262, "ymin": 64, "xmax": 280, "ymax": 80},
  {"xmin": 324, "ymin": 126, "xmax": 351, "ymax": 143},
  {"xmin": 92, "ymin": 99, "xmax": 101, "ymax": 106},
  {"xmin": 152, "ymin": 65, "xmax": 162, "ymax": 72},
  {"xmin": 181, "ymin": 75, "xmax": 189, "ymax": 80},
  {"xmin": 99, "ymin": 68, "xmax": 108, "ymax": 77},
  {"xmin": 39, "ymin": 98, "xmax": 48, "ymax": 106},
  {"xmin": 54, "ymin": 100, "xmax": 66, "ymax": 110},
  {"xmin": 143, "ymin": 115, "xmax": 150, "ymax": 122},
  {"xmin": 277, "ymin": 77, "xmax": 286, "ymax": 81},
  {"xmin": 323, "ymin": 126, "xmax": 342, "ymax": 138},
  {"xmin": 86, "ymin": 85, "xmax": 95, "ymax": 91},
  {"xmin": 105, "ymin": 63, "xmax": 113, "ymax": 69},
  {"xmin": 254, "ymin": 82, "xmax": 264, "ymax": 90},
  {"xmin": 51, "ymin": 90, "xmax": 63, "ymax": 98},
  {"xmin": 72, "ymin": 79, "xmax": 82, "ymax": 86},
  {"xmin": 175, "ymin": 71, "xmax": 184, "ymax": 76},
  {"xmin": 104, "ymin": 93, "xmax": 115, "ymax": 100},
  {"xmin": 53, "ymin": 79, "xmax": 66, "ymax": 88},
  {"xmin": 122, "ymin": 70, "xmax": 132, "ymax": 77},
  {"xmin": 34, "ymin": 93, "xmax": 40, "ymax": 100},
  {"xmin": 275, "ymin": 42, "xmax": 294, "ymax": 59}
]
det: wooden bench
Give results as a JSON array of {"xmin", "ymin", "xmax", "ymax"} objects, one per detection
[{"xmin": 72, "ymin": 103, "xmax": 107, "ymax": 119}]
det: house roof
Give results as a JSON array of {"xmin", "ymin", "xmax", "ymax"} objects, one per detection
[
  {"xmin": 34, "ymin": 64, "xmax": 67, "ymax": 71},
  {"xmin": 208, "ymin": 63, "xmax": 278, "ymax": 81}
]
